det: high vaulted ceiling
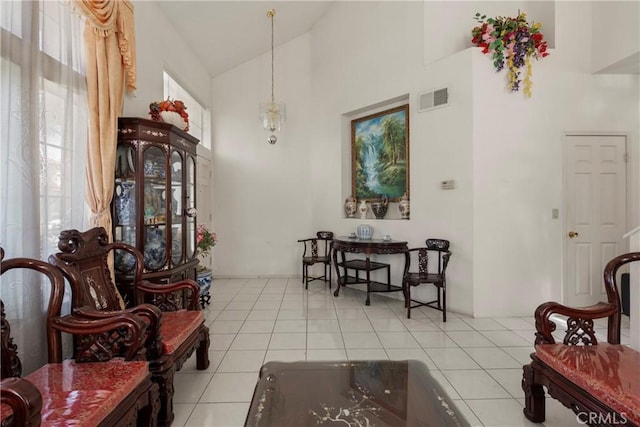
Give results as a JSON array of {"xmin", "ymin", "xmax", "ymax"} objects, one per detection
[
  {"xmin": 155, "ymin": 1, "xmax": 334, "ymax": 78},
  {"xmin": 155, "ymin": 1, "xmax": 639, "ymax": 78}
]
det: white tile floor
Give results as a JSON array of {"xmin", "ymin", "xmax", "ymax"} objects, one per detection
[{"xmin": 173, "ymin": 278, "xmax": 632, "ymax": 427}]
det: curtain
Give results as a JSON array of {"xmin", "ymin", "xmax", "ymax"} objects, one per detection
[
  {"xmin": 0, "ymin": 0, "xmax": 88, "ymax": 374},
  {"xmin": 72, "ymin": 0, "xmax": 136, "ymax": 310},
  {"xmin": 73, "ymin": 0, "xmax": 136, "ymax": 237}
]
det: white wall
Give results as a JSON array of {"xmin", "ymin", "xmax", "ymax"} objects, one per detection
[
  {"xmin": 212, "ymin": 1, "xmax": 476, "ymax": 315},
  {"xmin": 471, "ymin": 1, "xmax": 639, "ymax": 316},
  {"xmin": 591, "ymin": 1, "xmax": 640, "ymax": 73},
  {"xmin": 211, "ymin": 35, "xmax": 313, "ymax": 277},
  {"xmin": 309, "ymin": 1, "xmax": 476, "ymax": 315},
  {"xmin": 124, "ymin": 2, "xmax": 212, "ymax": 122},
  {"xmin": 209, "ymin": 1, "xmax": 638, "ymax": 317}
]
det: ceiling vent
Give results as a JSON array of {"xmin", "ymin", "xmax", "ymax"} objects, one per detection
[{"xmin": 417, "ymin": 87, "xmax": 449, "ymax": 113}]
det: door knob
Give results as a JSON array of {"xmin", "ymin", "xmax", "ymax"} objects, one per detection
[{"xmin": 568, "ymin": 231, "xmax": 579, "ymax": 238}]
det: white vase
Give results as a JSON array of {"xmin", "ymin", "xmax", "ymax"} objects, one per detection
[
  {"xmin": 356, "ymin": 224, "xmax": 373, "ymax": 240},
  {"xmin": 358, "ymin": 200, "xmax": 368, "ymax": 219},
  {"xmin": 344, "ymin": 196, "xmax": 357, "ymax": 218},
  {"xmin": 399, "ymin": 193, "xmax": 410, "ymax": 220}
]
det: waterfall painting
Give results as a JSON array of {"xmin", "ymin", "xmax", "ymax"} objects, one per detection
[{"xmin": 351, "ymin": 104, "xmax": 409, "ymax": 202}]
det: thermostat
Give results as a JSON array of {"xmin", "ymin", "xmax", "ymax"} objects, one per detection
[{"xmin": 441, "ymin": 180, "xmax": 455, "ymax": 190}]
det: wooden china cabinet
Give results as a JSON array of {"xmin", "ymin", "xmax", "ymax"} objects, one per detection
[{"xmin": 112, "ymin": 117, "xmax": 199, "ymax": 302}]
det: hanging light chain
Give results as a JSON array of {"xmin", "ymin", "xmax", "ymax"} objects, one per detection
[{"xmin": 268, "ymin": 9, "xmax": 275, "ymax": 104}]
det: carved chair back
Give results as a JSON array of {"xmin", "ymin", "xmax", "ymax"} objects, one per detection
[
  {"xmin": 48, "ymin": 227, "xmax": 136, "ymax": 311},
  {"xmin": 50, "ymin": 227, "xmax": 199, "ymax": 314},
  {"xmin": 411, "ymin": 239, "xmax": 451, "ymax": 281},
  {"xmin": 1, "ymin": 247, "xmax": 149, "ymax": 369},
  {"xmin": 303, "ymin": 231, "xmax": 334, "ymax": 261}
]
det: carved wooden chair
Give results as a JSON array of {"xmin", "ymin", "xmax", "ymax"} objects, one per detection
[
  {"xmin": 402, "ymin": 239, "xmax": 451, "ymax": 321},
  {"xmin": 48, "ymin": 227, "xmax": 210, "ymax": 427},
  {"xmin": 298, "ymin": 231, "xmax": 334, "ymax": 289},
  {"xmin": 522, "ymin": 252, "xmax": 640, "ymax": 425},
  {"xmin": 0, "ymin": 248, "xmax": 159, "ymax": 426}
]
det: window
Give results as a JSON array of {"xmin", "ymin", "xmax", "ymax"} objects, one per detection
[
  {"xmin": 1, "ymin": 0, "xmax": 87, "ymax": 372},
  {"xmin": 163, "ymin": 71, "xmax": 211, "ymax": 149}
]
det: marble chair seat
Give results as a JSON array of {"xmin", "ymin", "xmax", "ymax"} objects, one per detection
[
  {"xmin": 159, "ymin": 310, "xmax": 205, "ymax": 354},
  {"xmin": 535, "ymin": 343, "xmax": 640, "ymax": 425},
  {"xmin": 2, "ymin": 359, "xmax": 153, "ymax": 427}
]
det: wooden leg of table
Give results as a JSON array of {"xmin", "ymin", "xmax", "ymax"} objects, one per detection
[
  {"xmin": 365, "ymin": 256, "xmax": 371, "ymax": 306},
  {"xmin": 386, "ymin": 265, "xmax": 391, "ymax": 291},
  {"xmin": 333, "ymin": 248, "xmax": 342, "ymax": 297}
]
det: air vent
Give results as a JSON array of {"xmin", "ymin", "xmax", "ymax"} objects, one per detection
[{"xmin": 417, "ymin": 87, "xmax": 449, "ymax": 113}]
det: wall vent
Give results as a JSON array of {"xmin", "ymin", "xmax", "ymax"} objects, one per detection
[{"xmin": 417, "ymin": 87, "xmax": 449, "ymax": 113}]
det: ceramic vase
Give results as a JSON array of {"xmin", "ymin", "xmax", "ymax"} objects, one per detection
[
  {"xmin": 356, "ymin": 224, "xmax": 373, "ymax": 240},
  {"xmin": 144, "ymin": 160, "xmax": 155, "ymax": 176},
  {"xmin": 196, "ymin": 268, "xmax": 213, "ymax": 296},
  {"xmin": 144, "ymin": 228, "xmax": 166, "ymax": 270},
  {"xmin": 196, "ymin": 267, "xmax": 213, "ymax": 307},
  {"xmin": 344, "ymin": 196, "xmax": 357, "ymax": 218},
  {"xmin": 358, "ymin": 200, "xmax": 368, "ymax": 219},
  {"xmin": 399, "ymin": 193, "xmax": 410, "ymax": 220},
  {"xmin": 115, "ymin": 182, "xmax": 135, "ymax": 225},
  {"xmin": 371, "ymin": 196, "xmax": 389, "ymax": 219},
  {"xmin": 114, "ymin": 250, "xmax": 136, "ymax": 273}
]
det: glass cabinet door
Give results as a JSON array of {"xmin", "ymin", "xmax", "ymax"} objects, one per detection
[
  {"xmin": 171, "ymin": 151, "xmax": 183, "ymax": 265},
  {"xmin": 114, "ymin": 143, "xmax": 136, "ymax": 273},
  {"xmin": 143, "ymin": 146, "xmax": 167, "ymax": 270},
  {"xmin": 186, "ymin": 155, "xmax": 196, "ymax": 259}
]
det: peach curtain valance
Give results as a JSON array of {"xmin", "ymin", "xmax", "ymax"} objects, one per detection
[{"xmin": 72, "ymin": 0, "xmax": 136, "ymax": 91}]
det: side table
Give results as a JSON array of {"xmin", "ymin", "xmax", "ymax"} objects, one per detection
[{"xmin": 332, "ymin": 237, "xmax": 409, "ymax": 305}]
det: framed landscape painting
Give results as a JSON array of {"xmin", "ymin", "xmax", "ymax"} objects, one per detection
[{"xmin": 351, "ymin": 104, "xmax": 409, "ymax": 202}]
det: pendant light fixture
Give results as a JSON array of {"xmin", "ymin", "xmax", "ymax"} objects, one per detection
[{"xmin": 259, "ymin": 9, "xmax": 285, "ymax": 144}]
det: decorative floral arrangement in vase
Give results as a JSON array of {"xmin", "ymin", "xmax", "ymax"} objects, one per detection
[
  {"xmin": 149, "ymin": 98, "xmax": 190, "ymax": 131},
  {"xmin": 196, "ymin": 224, "xmax": 217, "ymax": 272},
  {"xmin": 471, "ymin": 11, "xmax": 549, "ymax": 97}
]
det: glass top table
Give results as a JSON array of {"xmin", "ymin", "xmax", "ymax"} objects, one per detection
[{"xmin": 244, "ymin": 360, "xmax": 470, "ymax": 427}]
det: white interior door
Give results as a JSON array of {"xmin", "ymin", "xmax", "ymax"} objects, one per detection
[
  {"xmin": 196, "ymin": 150, "xmax": 213, "ymax": 270},
  {"xmin": 564, "ymin": 134, "xmax": 627, "ymax": 307}
]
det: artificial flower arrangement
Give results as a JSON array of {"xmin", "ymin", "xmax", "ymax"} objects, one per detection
[
  {"xmin": 149, "ymin": 98, "xmax": 190, "ymax": 131},
  {"xmin": 196, "ymin": 224, "xmax": 217, "ymax": 262},
  {"xmin": 471, "ymin": 11, "xmax": 549, "ymax": 97}
]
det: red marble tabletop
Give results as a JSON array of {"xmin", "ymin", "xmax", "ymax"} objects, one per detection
[{"xmin": 244, "ymin": 360, "xmax": 469, "ymax": 427}]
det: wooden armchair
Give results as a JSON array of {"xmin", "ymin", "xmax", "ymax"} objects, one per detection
[
  {"xmin": 402, "ymin": 239, "xmax": 451, "ymax": 321},
  {"xmin": 0, "ymin": 248, "xmax": 159, "ymax": 426},
  {"xmin": 298, "ymin": 231, "xmax": 334, "ymax": 289},
  {"xmin": 48, "ymin": 227, "xmax": 210, "ymax": 427},
  {"xmin": 522, "ymin": 252, "xmax": 640, "ymax": 425}
]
